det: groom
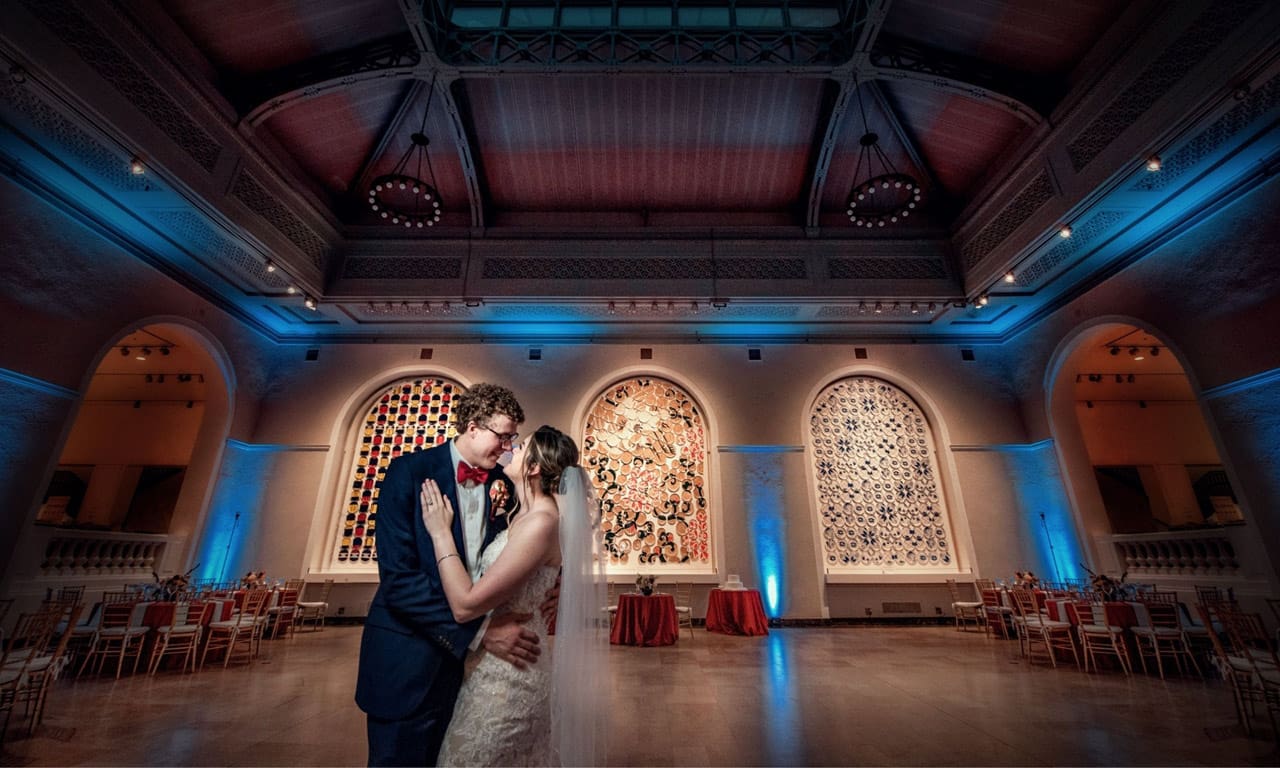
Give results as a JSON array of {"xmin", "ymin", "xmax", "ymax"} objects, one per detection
[{"xmin": 357, "ymin": 383, "xmax": 542, "ymax": 766}]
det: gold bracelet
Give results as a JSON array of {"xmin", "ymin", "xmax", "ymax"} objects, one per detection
[{"xmin": 437, "ymin": 553, "xmax": 460, "ymax": 566}]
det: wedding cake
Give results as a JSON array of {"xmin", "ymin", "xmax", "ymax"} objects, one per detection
[{"xmin": 723, "ymin": 575, "xmax": 744, "ymax": 591}]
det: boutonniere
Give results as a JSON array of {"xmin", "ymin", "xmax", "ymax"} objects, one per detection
[{"xmin": 488, "ymin": 479, "xmax": 514, "ymax": 521}]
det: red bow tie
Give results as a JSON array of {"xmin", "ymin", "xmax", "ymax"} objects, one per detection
[{"xmin": 456, "ymin": 462, "xmax": 489, "ymax": 486}]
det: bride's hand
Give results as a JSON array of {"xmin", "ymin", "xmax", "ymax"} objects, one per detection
[{"xmin": 420, "ymin": 479, "xmax": 455, "ymax": 536}]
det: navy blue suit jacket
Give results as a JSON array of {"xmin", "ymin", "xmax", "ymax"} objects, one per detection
[{"xmin": 355, "ymin": 442, "xmax": 510, "ymax": 720}]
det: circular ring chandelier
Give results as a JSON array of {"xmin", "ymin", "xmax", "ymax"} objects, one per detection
[
  {"xmin": 846, "ymin": 170, "xmax": 923, "ymax": 228},
  {"xmin": 368, "ymin": 133, "xmax": 442, "ymax": 229},
  {"xmin": 845, "ymin": 82, "xmax": 925, "ymax": 228},
  {"xmin": 368, "ymin": 77, "xmax": 444, "ymax": 229}
]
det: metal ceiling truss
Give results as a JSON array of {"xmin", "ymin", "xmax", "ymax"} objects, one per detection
[
  {"xmin": 421, "ymin": 0, "xmax": 865, "ymax": 68},
  {"xmin": 867, "ymin": 34, "xmax": 1049, "ymax": 125},
  {"xmin": 238, "ymin": 34, "xmax": 421, "ymax": 126}
]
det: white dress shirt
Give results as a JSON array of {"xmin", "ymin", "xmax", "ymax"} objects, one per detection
[
  {"xmin": 449, "ymin": 441, "xmax": 488, "ymax": 581},
  {"xmin": 449, "ymin": 441, "xmax": 491, "ymax": 649}
]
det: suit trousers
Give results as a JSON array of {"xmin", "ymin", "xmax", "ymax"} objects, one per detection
[{"xmin": 366, "ymin": 658, "xmax": 464, "ymax": 766}]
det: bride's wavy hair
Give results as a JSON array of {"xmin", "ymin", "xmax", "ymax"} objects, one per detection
[{"xmin": 517, "ymin": 425, "xmax": 580, "ymax": 500}]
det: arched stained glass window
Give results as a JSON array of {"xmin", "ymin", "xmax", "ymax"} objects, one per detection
[
  {"xmin": 335, "ymin": 377, "xmax": 464, "ymax": 563},
  {"xmin": 582, "ymin": 377, "xmax": 710, "ymax": 567},
  {"xmin": 810, "ymin": 376, "xmax": 954, "ymax": 569}
]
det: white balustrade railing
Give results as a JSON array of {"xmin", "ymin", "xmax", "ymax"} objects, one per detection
[
  {"xmin": 1111, "ymin": 530, "xmax": 1240, "ymax": 576},
  {"xmin": 38, "ymin": 530, "xmax": 168, "ymax": 577}
]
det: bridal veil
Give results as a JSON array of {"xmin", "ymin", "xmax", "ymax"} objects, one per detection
[{"xmin": 551, "ymin": 466, "xmax": 609, "ymax": 767}]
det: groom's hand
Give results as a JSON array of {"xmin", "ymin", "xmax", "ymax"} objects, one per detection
[{"xmin": 482, "ymin": 612, "xmax": 540, "ymax": 669}]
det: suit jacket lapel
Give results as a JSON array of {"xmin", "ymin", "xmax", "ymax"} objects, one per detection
[{"xmin": 422, "ymin": 443, "xmax": 466, "ymax": 566}]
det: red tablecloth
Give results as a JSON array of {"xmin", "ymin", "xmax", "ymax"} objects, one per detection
[
  {"xmin": 705, "ymin": 589, "xmax": 769, "ymax": 636},
  {"xmin": 610, "ymin": 593, "xmax": 678, "ymax": 646},
  {"xmin": 1047, "ymin": 601, "xmax": 1139, "ymax": 628}
]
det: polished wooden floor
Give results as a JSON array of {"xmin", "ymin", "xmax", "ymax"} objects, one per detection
[{"xmin": 2, "ymin": 623, "xmax": 1276, "ymax": 766}]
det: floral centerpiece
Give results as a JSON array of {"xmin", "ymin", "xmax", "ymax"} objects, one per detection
[
  {"xmin": 146, "ymin": 566, "xmax": 195, "ymax": 601},
  {"xmin": 1083, "ymin": 565, "xmax": 1133, "ymax": 601},
  {"xmin": 635, "ymin": 574, "xmax": 656, "ymax": 596},
  {"xmin": 1015, "ymin": 570, "xmax": 1039, "ymax": 589}
]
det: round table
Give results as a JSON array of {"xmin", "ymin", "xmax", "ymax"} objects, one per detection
[
  {"xmin": 705, "ymin": 588, "xmax": 769, "ymax": 636},
  {"xmin": 610, "ymin": 593, "xmax": 678, "ymax": 646}
]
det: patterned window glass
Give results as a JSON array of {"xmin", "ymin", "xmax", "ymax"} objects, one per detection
[
  {"xmin": 582, "ymin": 377, "xmax": 711, "ymax": 567},
  {"xmin": 335, "ymin": 377, "xmax": 463, "ymax": 563},
  {"xmin": 810, "ymin": 376, "xmax": 954, "ymax": 568}
]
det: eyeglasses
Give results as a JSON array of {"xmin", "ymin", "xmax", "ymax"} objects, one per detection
[{"xmin": 480, "ymin": 424, "xmax": 519, "ymax": 446}]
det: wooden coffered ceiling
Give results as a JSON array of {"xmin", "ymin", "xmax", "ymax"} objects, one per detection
[{"xmin": 1, "ymin": 0, "xmax": 1279, "ymax": 343}]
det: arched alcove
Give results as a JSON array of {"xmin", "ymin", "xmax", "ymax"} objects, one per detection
[
  {"xmin": 1045, "ymin": 319, "xmax": 1264, "ymax": 588},
  {"xmin": 15, "ymin": 319, "xmax": 234, "ymax": 591}
]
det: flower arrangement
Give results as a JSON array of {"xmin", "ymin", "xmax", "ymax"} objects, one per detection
[
  {"xmin": 242, "ymin": 570, "xmax": 267, "ymax": 588},
  {"xmin": 1082, "ymin": 565, "xmax": 1133, "ymax": 601},
  {"xmin": 635, "ymin": 574, "xmax": 656, "ymax": 595},
  {"xmin": 1015, "ymin": 570, "xmax": 1039, "ymax": 588},
  {"xmin": 147, "ymin": 566, "xmax": 196, "ymax": 601},
  {"xmin": 488, "ymin": 478, "xmax": 514, "ymax": 522}
]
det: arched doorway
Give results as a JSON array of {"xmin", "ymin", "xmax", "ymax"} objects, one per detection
[
  {"xmin": 29, "ymin": 321, "xmax": 230, "ymax": 589},
  {"xmin": 1047, "ymin": 321, "xmax": 1258, "ymax": 589}
]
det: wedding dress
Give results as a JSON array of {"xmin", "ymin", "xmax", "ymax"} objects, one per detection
[{"xmin": 439, "ymin": 529, "xmax": 560, "ymax": 767}]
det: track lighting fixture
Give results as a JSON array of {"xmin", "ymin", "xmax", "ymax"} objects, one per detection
[
  {"xmin": 975, "ymin": 294, "xmax": 989, "ymax": 308},
  {"xmin": 1146, "ymin": 155, "xmax": 1162, "ymax": 172},
  {"xmin": 265, "ymin": 259, "xmax": 277, "ymax": 273},
  {"xmin": 1110, "ymin": 346, "xmax": 1120, "ymax": 356},
  {"xmin": 129, "ymin": 156, "xmax": 145, "ymax": 175},
  {"xmin": 136, "ymin": 347, "xmax": 151, "ymax": 361},
  {"xmin": 286, "ymin": 285, "xmax": 298, "ymax": 295},
  {"xmin": 1150, "ymin": 347, "xmax": 1160, "ymax": 357},
  {"xmin": 303, "ymin": 295, "xmax": 317, "ymax": 310},
  {"xmin": 1003, "ymin": 271, "xmax": 1016, "ymax": 284},
  {"xmin": 1058, "ymin": 225, "xmax": 1072, "ymax": 238},
  {"xmin": 711, "ymin": 298, "xmax": 728, "ymax": 309},
  {"xmin": 120, "ymin": 346, "xmax": 130, "ymax": 357}
]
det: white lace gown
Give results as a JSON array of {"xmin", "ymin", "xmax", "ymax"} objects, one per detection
[{"xmin": 439, "ymin": 530, "xmax": 559, "ymax": 767}]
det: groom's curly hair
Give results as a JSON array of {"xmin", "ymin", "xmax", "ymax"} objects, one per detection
[{"xmin": 454, "ymin": 382, "xmax": 525, "ymax": 428}]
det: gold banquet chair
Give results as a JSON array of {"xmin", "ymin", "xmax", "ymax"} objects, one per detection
[
  {"xmin": 149, "ymin": 601, "xmax": 213, "ymax": 674},
  {"xmin": 946, "ymin": 579, "xmax": 984, "ymax": 632},
  {"xmin": 295, "ymin": 579, "xmax": 334, "ymax": 632},
  {"xmin": 201, "ymin": 589, "xmax": 270, "ymax": 668},
  {"xmin": 78, "ymin": 600, "xmax": 150, "ymax": 679},
  {"xmin": 674, "ymin": 582, "xmax": 694, "ymax": 641},
  {"xmin": 1131, "ymin": 595, "xmax": 1201, "ymax": 679},
  {"xmin": 1, "ymin": 607, "xmax": 62, "ymax": 744},
  {"xmin": 1075, "ymin": 601, "xmax": 1132, "ymax": 675}
]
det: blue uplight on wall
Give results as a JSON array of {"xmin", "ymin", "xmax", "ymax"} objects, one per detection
[
  {"xmin": 744, "ymin": 452, "xmax": 787, "ymax": 617},
  {"xmin": 1006, "ymin": 445, "xmax": 1084, "ymax": 582},
  {"xmin": 193, "ymin": 441, "xmax": 272, "ymax": 582}
]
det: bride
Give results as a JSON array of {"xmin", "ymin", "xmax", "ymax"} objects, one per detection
[{"xmin": 420, "ymin": 425, "xmax": 608, "ymax": 767}]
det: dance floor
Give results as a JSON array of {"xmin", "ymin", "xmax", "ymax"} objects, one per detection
[{"xmin": 2, "ymin": 624, "xmax": 1276, "ymax": 766}]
